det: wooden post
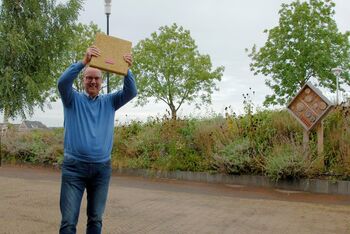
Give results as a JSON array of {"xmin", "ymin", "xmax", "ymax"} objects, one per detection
[
  {"xmin": 316, "ymin": 121, "xmax": 324, "ymax": 155},
  {"xmin": 316, "ymin": 120, "xmax": 324, "ymax": 168},
  {"xmin": 0, "ymin": 134, "xmax": 2, "ymax": 167},
  {"xmin": 303, "ymin": 129, "xmax": 309, "ymax": 160}
]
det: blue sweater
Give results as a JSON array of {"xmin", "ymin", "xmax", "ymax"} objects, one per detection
[{"xmin": 57, "ymin": 62, "xmax": 137, "ymax": 163}]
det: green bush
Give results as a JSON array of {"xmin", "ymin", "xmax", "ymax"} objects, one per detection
[
  {"xmin": 323, "ymin": 107, "xmax": 350, "ymax": 178},
  {"xmin": 153, "ymin": 153, "xmax": 207, "ymax": 172},
  {"xmin": 265, "ymin": 143, "xmax": 307, "ymax": 181},
  {"xmin": 1, "ymin": 129, "xmax": 63, "ymax": 165},
  {"xmin": 1, "ymin": 107, "xmax": 350, "ymax": 180},
  {"xmin": 126, "ymin": 155, "xmax": 151, "ymax": 169},
  {"xmin": 192, "ymin": 116, "xmax": 233, "ymax": 158},
  {"xmin": 212, "ymin": 138, "xmax": 254, "ymax": 174}
]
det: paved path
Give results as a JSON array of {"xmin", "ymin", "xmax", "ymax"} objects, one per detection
[{"xmin": 1, "ymin": 165, "xmax": 350, "ymax": 234}]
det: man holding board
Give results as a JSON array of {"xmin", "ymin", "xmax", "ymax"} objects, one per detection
[{"xmin": 57, "ymin": 42, "xmax": 137, "ymax": 234}]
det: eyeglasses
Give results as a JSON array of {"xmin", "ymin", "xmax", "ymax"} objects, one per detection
[{"xmin": 85, "ymin": 76, "xmax": 101, "ymax": 82}]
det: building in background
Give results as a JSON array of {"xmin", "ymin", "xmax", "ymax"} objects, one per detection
[{"xmin": 18, "ymin": 120, "xmax": 48, "ymax": 132}]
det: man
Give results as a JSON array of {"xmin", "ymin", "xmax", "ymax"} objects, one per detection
[{"xmin": 57, "ymin": 46, "xmax": 137, "ymax": 234}]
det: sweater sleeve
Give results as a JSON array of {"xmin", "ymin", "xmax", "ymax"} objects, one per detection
[
  {"xmin": 111, "ymin": 69, "xmax": 138, "ymax": 110},
  {"xmin": 57, "ymin": 62, "xmax": 85, "ymax": 107}
]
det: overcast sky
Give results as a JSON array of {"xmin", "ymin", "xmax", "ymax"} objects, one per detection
[{"xmin": 2, "ymin": 0, "xmax": 350, "ymax": 126}]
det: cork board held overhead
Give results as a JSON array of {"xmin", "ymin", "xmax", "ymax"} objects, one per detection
[{"xmin": 89, "ymin": 33, "xmax": 132, "ymax": 76}]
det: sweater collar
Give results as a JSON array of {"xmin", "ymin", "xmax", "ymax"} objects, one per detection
[{"xmin": 83, "ymin": 91, "xmax": 99, "ymax": 101}]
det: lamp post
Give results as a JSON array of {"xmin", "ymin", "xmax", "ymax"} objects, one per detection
[
  {"xmin": 331, "ymin": 67, "xmax": 342, "ymax": 105},
  {"xmin": 105, "ymin": 0, "xmax": 111, "ymax": 93}
]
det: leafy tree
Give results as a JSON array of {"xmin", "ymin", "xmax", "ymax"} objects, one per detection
[
  {"xmin": 0, "ymin": 0, "xmax": 82, "ymax": 121},
  {"xmin": 60, "ymin": 22, "xmax": 101, "ymax": 92},
  {"xmin": 247, "ymin": 0, "xmax": 350, "ymax": 106},
  {"xmin": 132, "ymin": 23, "xmax": 224, "ymax": 120}
]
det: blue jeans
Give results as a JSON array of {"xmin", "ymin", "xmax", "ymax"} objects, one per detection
[{"xmin": 59, "ymin": 157, "xmax": 111, "ymax": 234}]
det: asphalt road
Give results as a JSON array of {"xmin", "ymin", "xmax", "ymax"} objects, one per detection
[{"xmin": 1, "ymin": 165, "xmax": 350, "ymax": 234}]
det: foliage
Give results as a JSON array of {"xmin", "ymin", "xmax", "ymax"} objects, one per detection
[
  {"xmin": 265, "ymin": 142, "xmax": 307, "ymax": 181},
  {"xmin": 0, "ymin": 0, "xmax": 82, "ymax": 120},
  {"xmin": 60, "ymin": 22, "xmax": 101, "ymax": 92},
  {"xmin": 2, "ymin": 107, "xmax": 350, "ymax": 180},
  {"xmin": 191, "ymin": 116, "xmax": 233, "ymax": 158},
  {"xmin": 247, "ymin": 0, "xmax": 350, "ymax": 106},
  {"xmin": 212, "ymin": 138, "xmax": 256, "ymax": 174},
  {"xmin": 1, "ymin": 128, "xmax": 63, "ymax": 165},
  {"xmin": 323, "ymin": 106, "xmax": 350, "ymax": 178},
  {"xmin": 112, "ymin": 118, "xmax": 211, "ymax": 171},
  {"xmin": 132, "ymin": 23, "xmax": 224, "ymax": 119}
]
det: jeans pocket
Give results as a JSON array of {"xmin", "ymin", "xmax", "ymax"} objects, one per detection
[
  {"xmin": 63, "ymin": 157, "xmax": 78, "ymax": 166},
  {"xmin": 102, "ymin": 160, "xmax": 111, "ymax": 168}
]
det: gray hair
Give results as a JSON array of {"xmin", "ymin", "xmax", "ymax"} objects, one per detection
[{"xmin": 82, "ymin": 66, "xmax": 103, "ymax": 79}]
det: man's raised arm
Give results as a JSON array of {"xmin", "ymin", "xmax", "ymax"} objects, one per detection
[
  {"xmin": 111, "ymin": 53, "xmax": 138, "ymax": 110},
  {"xmin": 57, "ymin": 46, "xmax": 100, "ymax": 107},
  {"xmin": 57, "ymin": 62, "xmax": 84, "ymax": 107}
]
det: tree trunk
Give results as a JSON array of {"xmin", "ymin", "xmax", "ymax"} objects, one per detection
[
  {"xmin": 3, "ymin": 108, "xmax": 9, "ymax": 123},
  {"xmin": 169, "ymin": 104, "xmax": 177, "ymax": 120}
]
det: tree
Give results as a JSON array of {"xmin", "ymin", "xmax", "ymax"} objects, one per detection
[
  {"xmin": 132, "ymin": 23, "xmax": 224, "ymax": 120},
  {"xmin": 60, "ymin": 22, "xmax": 101, "ymax": 92},
  {"xmin": 247, "ymin": 0, "xmax": 350, "ymax": 106},
  {"xmin": 0, "ymin": 0, "xmax": 82, "ymax": 121}
]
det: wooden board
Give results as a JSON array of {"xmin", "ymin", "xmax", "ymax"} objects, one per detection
[
  {"xmin": 287, "ymin": 82, "xmax": 333, "ymax": 131},
  {"xmin": 89, "ymin": 33, "xmax": 132, "ymax": 76}
]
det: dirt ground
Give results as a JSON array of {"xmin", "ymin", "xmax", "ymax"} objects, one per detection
[{"xmin": 1, "ymin": 165, "xmax": 350, "ymax": 234}]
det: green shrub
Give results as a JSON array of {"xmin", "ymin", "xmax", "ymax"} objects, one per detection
[
  {"xmin": 153, "ymin": 153, "xmax": 207, "ymax": 172},
  {"xmin": 192, "ymin": 116, "xmax": 233, "ymax": 158},
  {"xmin": 126, "ymin": 155, "xmax": 151, "ymax": 169},
  {"xmin": 1, "ymin": 106, "xmax": 350, "ymax": 180},
  {"xmin": 323, "ymin": 107, "xmax": 350, "ymax": 178},
  {"xmin": 265, "ymin": 143, "xmax": 307, "ymax": 181},
  {"xmin": 1, "ymin": 129, "xmax": 63, "ymax": 165},
  {"xmin": 212, "ymin": 138, "xmax": 255, "ymax": 174}
]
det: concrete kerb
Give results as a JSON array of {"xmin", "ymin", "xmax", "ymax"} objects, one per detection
[{"xmin": 112, "ymin": 168, "xmax": 350, "ymax": 195}]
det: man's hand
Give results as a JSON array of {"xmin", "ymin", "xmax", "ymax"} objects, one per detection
[
  {"xmin": 123, "ymin": 53, "xmax": 133, "ymax": 68},
  {"xmin": 82, "ymin": 46, "xmax": 101, "ymax": 65}
]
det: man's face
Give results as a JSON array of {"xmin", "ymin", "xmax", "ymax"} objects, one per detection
[{"xmin": 83, "ymin": 67, "xmax": 102, "ymax": 98}]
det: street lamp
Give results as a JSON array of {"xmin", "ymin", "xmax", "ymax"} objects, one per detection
[
  {"xmin": 331, "ymin": 67, "xmax": 342, "ymax": 105},
  {"xmin": 105, "ymin": 0, "xmax": 111, "ymax": 93}
]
